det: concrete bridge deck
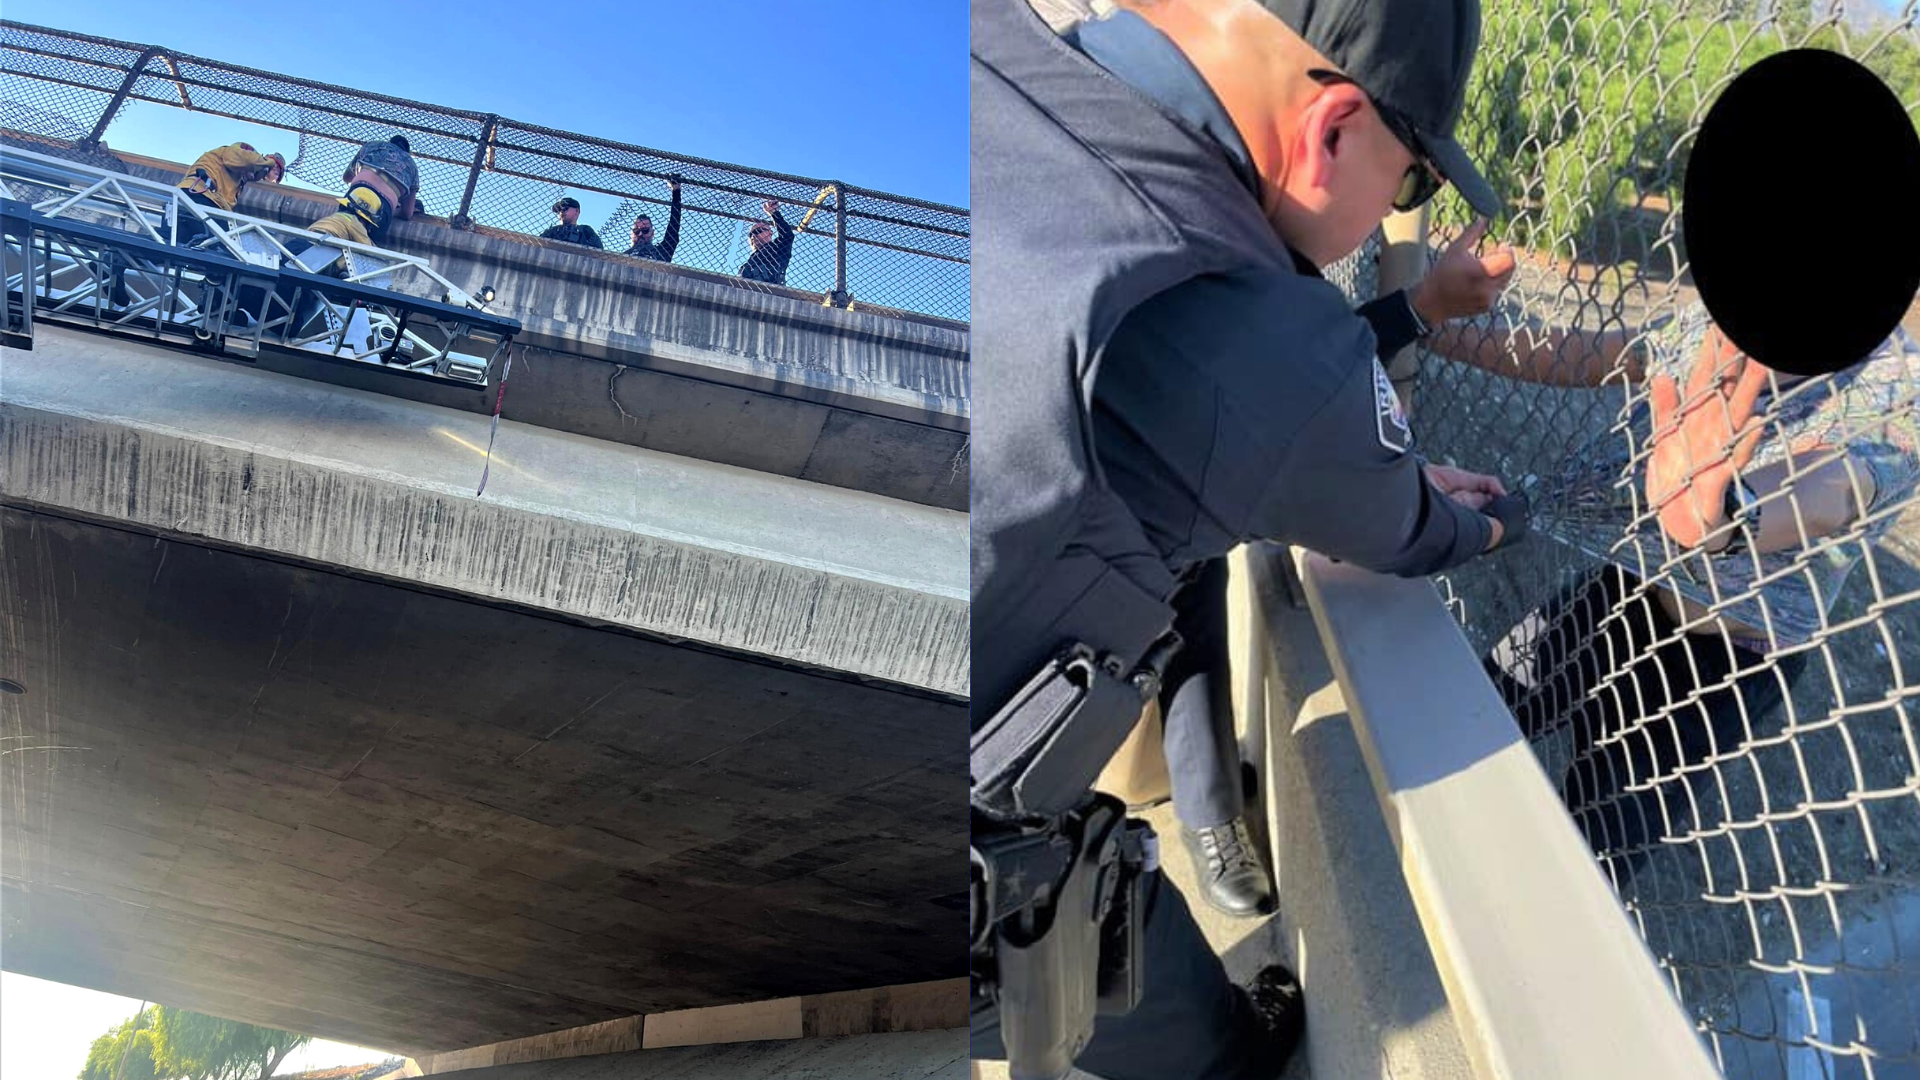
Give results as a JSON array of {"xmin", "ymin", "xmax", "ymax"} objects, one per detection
[{"xmin": 0, "ymin": 325, "xmax": 968, "ymax": 1053}]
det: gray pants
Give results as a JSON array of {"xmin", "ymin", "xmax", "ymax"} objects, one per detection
[
  {"xmin": 970, "ymin": 867, "xmax": 1270, "ymax": 1080},
  {"xmin": 1163, "ymin": 557, "xmax": 1242, "ymax": 830}
]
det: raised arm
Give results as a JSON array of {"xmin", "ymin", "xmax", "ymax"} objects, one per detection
[
  {"xmin": 660, "ymin": 176, "xmax": 683, "ymax": 261},
  {"xmin": 1385, "ymin": 216, "xmax": 1647, "ymax": 388},
  {"xmin": 763, "ymin": 198, "xmax": 795, "ymax": 253}
]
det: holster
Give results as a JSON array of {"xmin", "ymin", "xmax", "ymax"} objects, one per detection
[
  {"xmin": 970, "ymin": 634, "xmax": 1179, "ymax": 1080},
  {"xmin": 973, "ymin": 797, "xmax": 1151, "ymax": 1080}
]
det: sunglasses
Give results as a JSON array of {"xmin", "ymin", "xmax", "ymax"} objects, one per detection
[{"xmin": 1307, "ymin": 70, "xmax": 1446, "ymax": 212}]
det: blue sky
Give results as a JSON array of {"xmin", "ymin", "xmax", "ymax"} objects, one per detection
[{"xmin": 1, "ymin": 0, "xmax": 967, "ymax": 208}]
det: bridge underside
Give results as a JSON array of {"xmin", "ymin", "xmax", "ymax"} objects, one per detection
[
  {"xmin": 411, "ymin": 1031, "xmax": 967, "ymax": 1079},
  {"xmin": 0, "ymin": 505, "xmax": 966, "ymax": 1054}
]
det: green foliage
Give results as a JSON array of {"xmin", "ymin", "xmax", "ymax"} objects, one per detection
[
  {"xmin": 79, "ymin": 1012, "xmax": 159, "ymax": 1080},
  {"xmin": 78, "ymin": 1006, "xmax": 312, "ymax": 1080},
  {"xmin": 1446, "ymin": 0, "xmax": 1920, "ymax": 268}
]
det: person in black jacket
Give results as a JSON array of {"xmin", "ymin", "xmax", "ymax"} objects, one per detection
[
  {"xmin": 540, "ymin": 197, "xmax": 603, "ymax": 249},
  {"xmin": 970, "ymin": 0, "xmax": 1516, "ymax": 1076},
  {"xmin": 624, "ymin": 176, "xmax": 684, "ymax": 262},
  {"xmin": 738, "ymin": 198, "xmax": 794, "ymax": 284},
  {"xmin": 1166, "ymin": 224, "xmax": 1514, "ymax": 923}
]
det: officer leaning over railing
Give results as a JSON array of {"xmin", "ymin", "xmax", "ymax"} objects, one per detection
[{"xmin": 969, "ymin": 0, "xmax": 1527, "ymax": 1077}]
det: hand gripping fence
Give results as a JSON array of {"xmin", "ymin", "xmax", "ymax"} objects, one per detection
[{"xmin": 1319, "ymin": 3, "xmax": 1920, "ymax": 1077}]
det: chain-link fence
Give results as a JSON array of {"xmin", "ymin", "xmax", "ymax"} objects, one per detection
[
  {"xmin": 1323, "ymin": 2, "xmax": 1920, "ymax": 1076},
  {"xmin": 0, "ymin": 21, "xmax": 969, "ymax": 323}
]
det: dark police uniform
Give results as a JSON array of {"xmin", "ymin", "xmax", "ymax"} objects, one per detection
[
  {"xmin": 970, "ymin": 0, "xmax": 1500, "ymax": 1074},
  {"xmin": 1087, "ymin": 0, "xmax": 1437, "ymax": 838},
  {"xmin": 739, "ymin": 208, "xmax": 796, "ymax": 284},
  {"xmin": 541, "ymin": 221, "xmax": 604, "ymax": 249},
  {"xmin": 624, "ymin": 185, "xmax": 684, "ymax": 263}
]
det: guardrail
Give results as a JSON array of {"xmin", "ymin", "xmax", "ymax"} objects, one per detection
[
  {"xmin": 0, "ymin": 20, "xmax": 970, "ymax": 323},
  {"xmin": 1237, "ymin": 541, "xmax": 1724, "ymax": 1080}
]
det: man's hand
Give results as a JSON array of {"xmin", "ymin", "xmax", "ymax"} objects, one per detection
[
  {"xmin": 1646, "ymin": 327, "xmax": 1770, "ymax": 549},
  {"xmin": 1410, "ymin": 216, "xmax": 1517, "ymax": 325},
  {"xmin": 1425, "ymin": 462, "xmax": 1506, "ymax": 511},
  {"xmin": 669, "ymin": 174, "xmax": 682, "ymax": 194},
  {"xmin": 764, "ymin": 198, "xmax": 780, "ymax": 218}
]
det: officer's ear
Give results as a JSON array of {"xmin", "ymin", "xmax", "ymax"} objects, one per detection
[{"xmin": 1295, "ymin": 82, "xmax": 1369, "ymax": 194}]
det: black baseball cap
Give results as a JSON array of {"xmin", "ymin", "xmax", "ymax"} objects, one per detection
[
  {"xmin": 1263, "ymin": 0, "xmax": 1502, "ymax": 218},
  {"xmin": 553, "ymin": 196, "xmax": 581, "ymax": 212}
]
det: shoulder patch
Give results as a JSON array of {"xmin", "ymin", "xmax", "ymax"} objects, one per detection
[{"xmin": 1372, "ymin": 358, "xmax": 1412, "ymax": 453}]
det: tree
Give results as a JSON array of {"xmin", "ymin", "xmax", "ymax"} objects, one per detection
[
  {"xmin": 79, "ymin": 1006, "xmax": 312, "ymax": 1080},
  {"xmin": 1448, "ymin": 0, "xmax": 1920, "ymax": 270},
  {"xmin": 79, "ymin": 1011, "xmax": 159, "ymax": 1080}
]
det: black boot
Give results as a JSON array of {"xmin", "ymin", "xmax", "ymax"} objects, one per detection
[
  {"xmin": 1183, "ymin": 818, "xmax": 1276, "ymax": 918},
  {"xmin": 1241, "ymin": 963, "xmax": 1306, "ymax": 1076}
]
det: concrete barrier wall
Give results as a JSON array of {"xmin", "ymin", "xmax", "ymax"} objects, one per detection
[
  {"xmin": 407, "ymin": 979, "xmax": 967, "ymax": 1076},
  {"xmin": 1248, "ymin": 543, "xmax": 1724, "ymax": 1080},
  {"xmin": 416, "ymin": 1030, "xmax": 966, "ymax": 1079},
  {"xmin": 1230, "ymin": 544, "xmax": 1476, "ymax": 1080},
  {"xmin": 2, "ymin": 327, "xmax": 969, "ymax": 694}
]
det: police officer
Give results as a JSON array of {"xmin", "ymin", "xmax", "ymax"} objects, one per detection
[
  {"xmin": 1166, "ymin": 229, "xmax": 1517, "ymax": 921},
  {"xmin": 970, "ymin": 0, "xmax": 1527, "ymax": 1075},
  {"xmin": 625, "ymin": 175, "xmax": 684, "ymax": 263},
  {"xmin": 739, "ymin": 198, "xmax": 796, "ymax": 285},
  {"xmin": 541, "ymin": 197, "xmax": 605, "ymax": 249}
]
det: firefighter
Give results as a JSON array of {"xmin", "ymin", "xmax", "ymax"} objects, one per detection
[{"xmin": 175, "ymin": 142, "xmax": 284, "ymax": 246}]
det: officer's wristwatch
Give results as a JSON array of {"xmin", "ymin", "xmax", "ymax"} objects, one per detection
[{"xmin": 1404, "ymin": 289, "xmax": 1433, "ymax": 339}]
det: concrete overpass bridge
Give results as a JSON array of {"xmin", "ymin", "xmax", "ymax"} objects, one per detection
[{"xmin": 0, "ymin": 140, "xmax": 969, "ymax": 1062}]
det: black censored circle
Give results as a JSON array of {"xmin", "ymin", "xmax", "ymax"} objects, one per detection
[{"xmin": 1683, "ymin": 49, "xmax": 1920, "ymax": 377}]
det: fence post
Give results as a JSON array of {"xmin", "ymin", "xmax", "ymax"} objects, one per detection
[
  {"xmin": 81, "ymin": 46, "xmax": 162, "ymax": 149},
  {"xmin": 832, "ymin": 182, "xmax": 850, "ymax": 308},
  {"xmin": 452, "ymin": 114, "xmax": 498, "ymax": 231},
  {"xmin": 1376, "ymin": 207, "xmax": 1430, "ymax": 421}
]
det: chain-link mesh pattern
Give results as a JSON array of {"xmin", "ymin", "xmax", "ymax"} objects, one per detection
[
  {"xmin": 0, "ymin": 24, "xmax": 148, "ymax": 143},
  {"xmin": 1327, "ymin": 3, "xmax": 1920, "ymax": 1076},
  {"xmin": 0, "ymin": 21, "xmax": 969, "ymax": 323}
]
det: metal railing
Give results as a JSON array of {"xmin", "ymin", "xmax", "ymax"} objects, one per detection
[
  {"xmin": 0, "ymin": 20, "xmax": 970, "ymax": 323},
  {"xmin": 4, "ymin": 144, "xmax": 517, "ymax": 386},
  {"xmin": 1317, "ymin": 2, "xmax": 1920, "ymax": 1077}
]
